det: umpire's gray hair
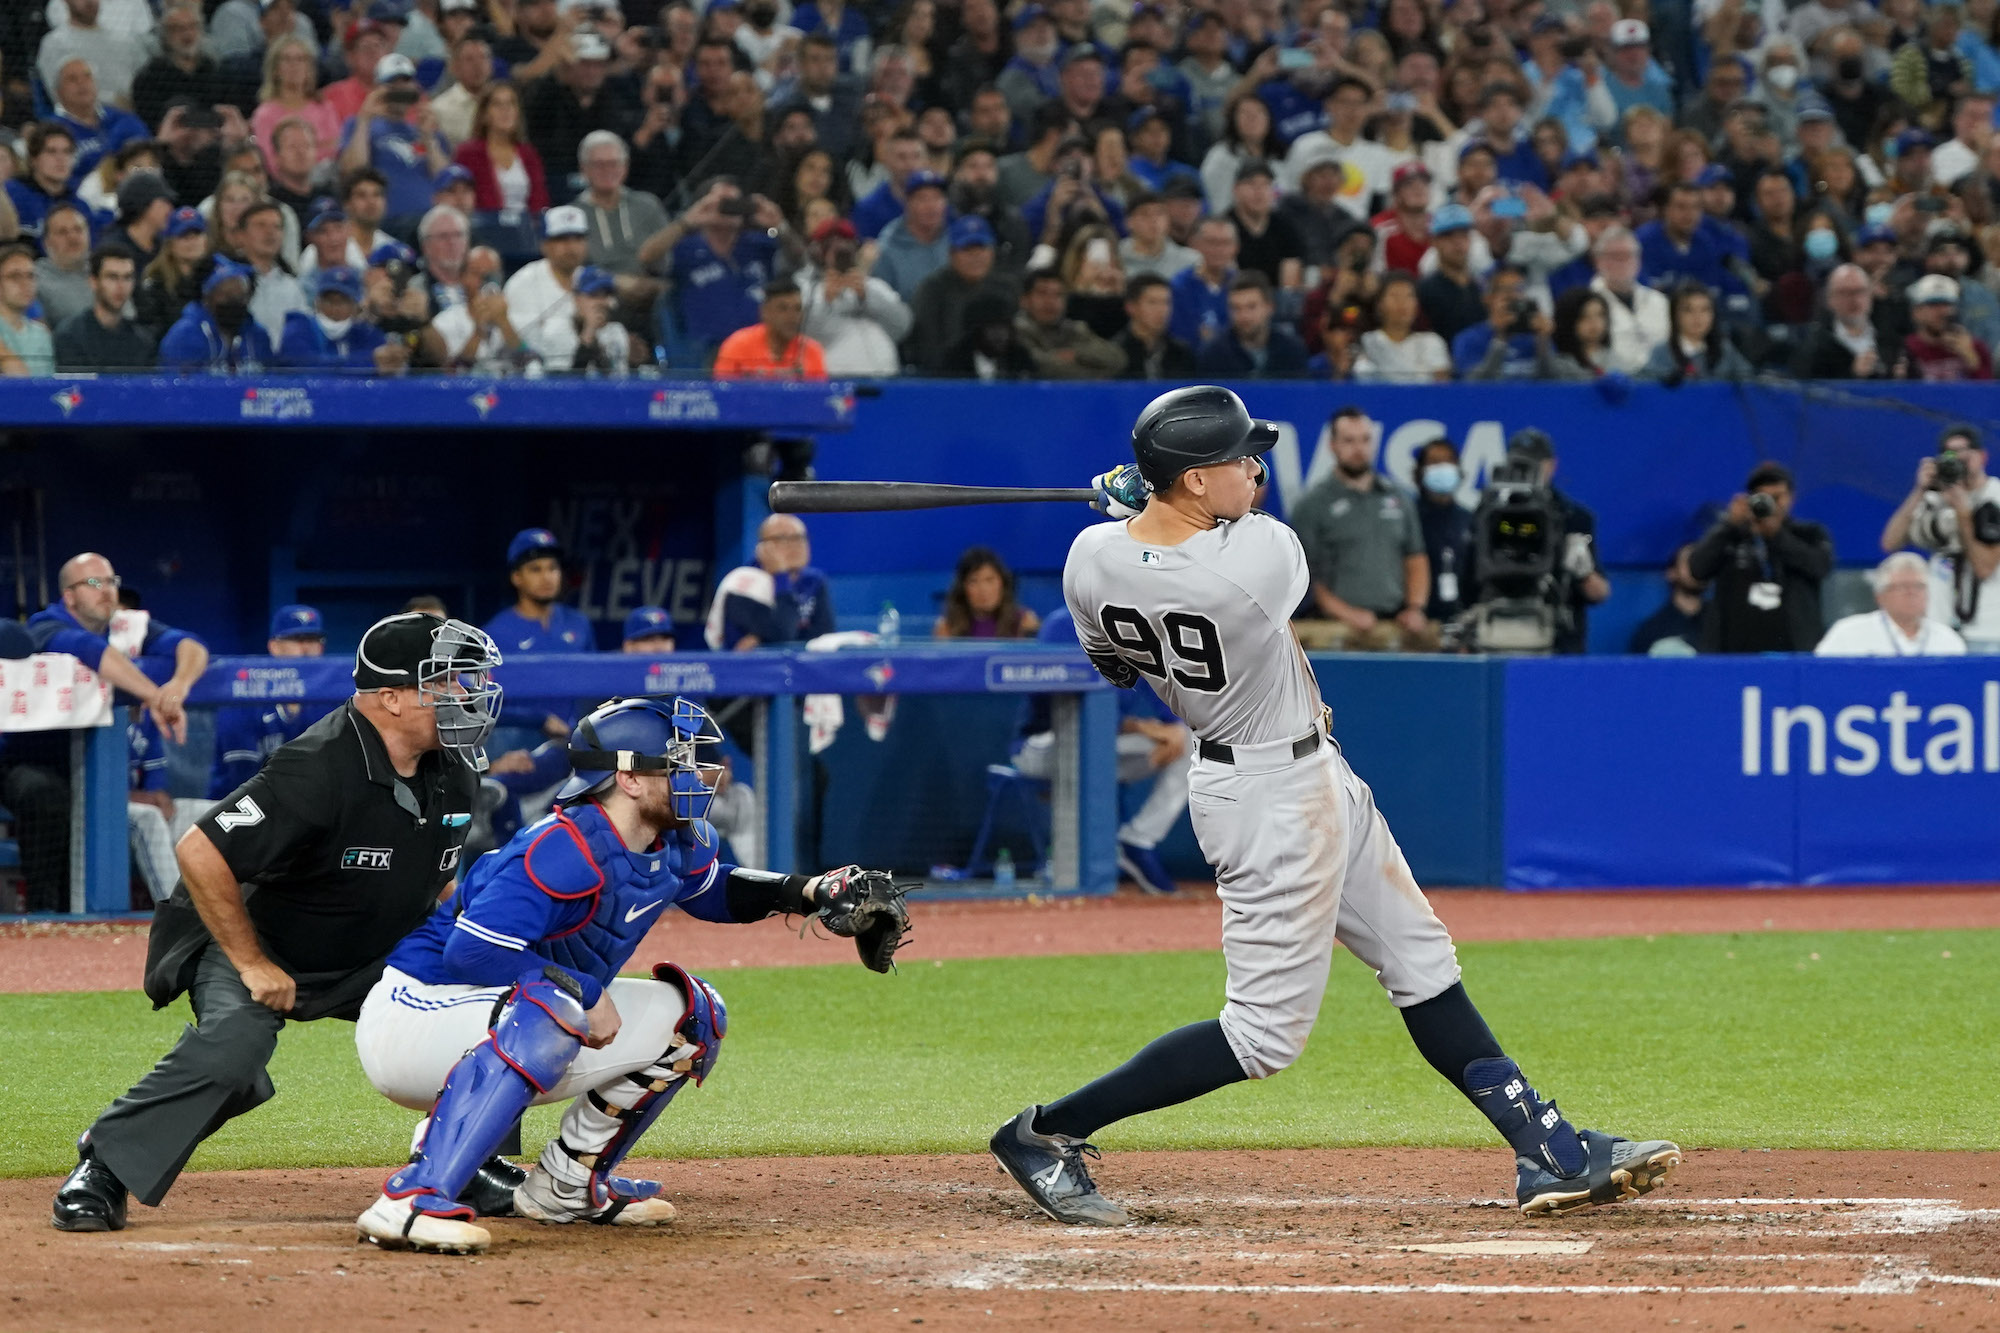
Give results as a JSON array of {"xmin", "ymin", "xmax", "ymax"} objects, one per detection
[
  {"xmin": 1872, "ymin": 551, "xmax": 1930, "ymax": 591},
  {"xmin": 579, "ymin": 129, "xmax": 629, "ymax": 164},
  {"xmin": 418, "ymin": 204, "xmax": 470, "ymax": 242}
]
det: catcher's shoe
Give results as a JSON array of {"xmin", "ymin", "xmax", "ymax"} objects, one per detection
[
  {"xmin": 356, "ymin": 1194, "xmax": 491, "ymax": 1254},
  {"xmin": 513, "ymin": 1166, "xmax": 678, "ymax": 1226},
  {"xmin": 989, "ymin": 1106, "xmax": 1130, "ymax": 1227},
  {"xmin": 1517, "ymin": 1129, "xmax": 1682, "ymax": 1216},
  {"xmin": 52, "ymin": 1136, "xmax": 127, "ymax": 1233},
  {"xmin": 403, "ymin": 1151, "xmax": 527, "ymax": 1218}
]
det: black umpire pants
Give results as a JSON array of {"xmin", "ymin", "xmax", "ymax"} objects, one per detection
[{"xmin": 89, "ymin": 942, "xmax": 285, "ymax": 1207}]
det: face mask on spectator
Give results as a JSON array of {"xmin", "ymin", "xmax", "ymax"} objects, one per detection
[
  {"xmin": 1767, "ymin": 64, "xmax": 1799, "ymax": 92},
  {"xmin": 1836, "ymin": 55, "xmax": 1865, "ymax": 80},
  {"xmin": 212, "ymin": 297, "xmax": 249, "ymax": 330},
  {"xmin": 1865, "ymin": 201, "xmax": 1894, "ymax": 227},
  {"xmin": 317, "ymin": 313, "xmax": 355, "ymax": 339},
  {"xmin": 1803, "ymin": 228, "xmax": 1839, "ymax": 260},
  {"xmin": 1422, "ymin": 462, "xmax": 1462, "ymax": 494}
]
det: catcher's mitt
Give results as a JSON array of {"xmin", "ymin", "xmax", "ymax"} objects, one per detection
[{"xmin": 814, "ymin": 865, "xmax": 915, "ymax": 972}]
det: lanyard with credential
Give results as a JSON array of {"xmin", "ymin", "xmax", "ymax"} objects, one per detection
[{"xmin": 1879, "ymin": 611, "xmax": 1927, "ymax": 656}]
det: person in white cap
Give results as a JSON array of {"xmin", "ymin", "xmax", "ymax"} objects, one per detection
[
  {"xmin": 505, "ymin": 203, "xmax": 592, "ymax": 363},
  {"xmin": 1817, "ymin": 552, "xmax": 1968, "ymax": 656},
  {"xmin": 1904, "ymin": 273, "xmax": 1993, "ymax": 380},
  {"xmin": 1604, "ymin": 19, "xmax": 1674, "ymax": 120},
  {"xmin": 338, "ymin": 51, "xmax": 451, "ymax": 227}
]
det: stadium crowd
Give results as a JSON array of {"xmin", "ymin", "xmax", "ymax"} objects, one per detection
[{"xmin": 2, "ymin": 0, "xmax": 2000, "ymax": 377}]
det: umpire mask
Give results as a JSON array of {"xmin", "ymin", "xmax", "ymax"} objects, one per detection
[{"xmin": 416, "ymin": 620, "xmax": 506, "ymax": 767}]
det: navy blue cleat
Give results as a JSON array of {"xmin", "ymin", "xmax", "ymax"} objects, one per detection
[
  {"xmin": 990, "ymin": 1106, "xmax": 1130, "ymax": 1226},
  {"xmin": 1516, "ymin": 1129, "xmax": 1682, "ymax": 1216},
  {"xmin": 1116, "ymin": 842, "xmax": 1176, "ymax": 896}
]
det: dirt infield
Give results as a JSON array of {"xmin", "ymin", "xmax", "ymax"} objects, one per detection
[
  {"xmin": 6, "ymin": 884, "xmax": 2000, "ymax": 994},
  {"xmin": 7, "ymin": 1149, "xmax": 1998, "ymax": 1331}
]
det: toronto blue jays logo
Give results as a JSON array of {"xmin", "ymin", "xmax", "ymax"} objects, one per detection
[
  {"xmin": 866, "ymin": 660, "xmax": 895, "ymax": 690},
  {"xmin": 468, "ymin": 390, "xmax": 499, "ymax": 419},
  {"xmin": 50, "ymin": 387, "xmax": 82, "ymax": 417}
]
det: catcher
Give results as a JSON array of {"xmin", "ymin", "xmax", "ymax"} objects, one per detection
[{"xmin": 350, "ymin": 694, "xmax": 911, "ymax": 1253}]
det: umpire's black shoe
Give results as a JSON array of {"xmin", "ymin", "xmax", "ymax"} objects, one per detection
[
  {"xmin": 52, "ymin": 1136, "xmax": 128, "ymax": 1232},
  {"xmin": 408, "ymin": 1150, "xmax": 528, "ymax": 1217},
  {"xmin": 989, "ymin": 1106, "xmax": 1130, "ymax": 1227},
  {"xmin": 460, "ymin": 1156, "xmax": 527, "ymax": 1218}
]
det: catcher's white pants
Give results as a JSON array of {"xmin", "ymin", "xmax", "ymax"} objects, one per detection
[
  {"xmin": 1190, "ymin": 737, "xmax": 1461, "ymax": 1080},
  {"xmin": 356, "ymin": 967, "xmax": 689, "ymax": 1111}
]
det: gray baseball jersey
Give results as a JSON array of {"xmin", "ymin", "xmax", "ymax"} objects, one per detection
[{"xmin": 1063, "ymin": 512, "xmax": 1324, "ymax": 746}]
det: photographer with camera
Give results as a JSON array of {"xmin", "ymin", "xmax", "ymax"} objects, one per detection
[
  {"xmin": 1454, "ymin": 265, "xmax": 1561, "ymax": 380},
  {"xmin": 1463, "ymin": 430, "xmax": 1609, "ymax": 653},
  {"xmin": 1880, "ymin": 425, "xmax": 2000, "ymax": 652},
  {"xmin": 1687, "ymin": 462, "xmax": 1835, "ymax": 654}
]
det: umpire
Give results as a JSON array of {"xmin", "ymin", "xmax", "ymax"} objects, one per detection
[{"xmin": 53, "ymin": 613, "xmax": 501, "ymax": 1231}]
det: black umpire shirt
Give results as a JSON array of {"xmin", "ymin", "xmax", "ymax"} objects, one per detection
[{"xmin": 143, "ymin": 700, "xmax": 478, "ymax": 1021}]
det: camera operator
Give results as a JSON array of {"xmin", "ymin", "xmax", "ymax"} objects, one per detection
[
  {"xmin": 1469, "ymin": 429, "xmax": 1609, "ymax": 653},
  {"xmin": 1880, "ymin": 424, "xmax": 2000, "ymax": 652},
  {"xmin": 1687, "ymin": 462, "xmax": 1835, "ymax": 653}
]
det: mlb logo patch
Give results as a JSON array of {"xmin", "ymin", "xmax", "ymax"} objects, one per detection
[
  {"xmin": 1140, "ymin": 550, "xmax": 1163, "ymax": 565},
  {"xmin": 439, "ymin": 845, "xmax": 462, "ymax": 873}
]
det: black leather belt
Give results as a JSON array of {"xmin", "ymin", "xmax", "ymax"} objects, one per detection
[{"xmin": 1197, "ymin": 726, "xmax": 1323, "ymax": 766}]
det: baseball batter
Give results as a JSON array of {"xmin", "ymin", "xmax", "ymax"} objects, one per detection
[
  {"xmin": 990, "ymin": 386, "xmax": 1680, "ymax": 1224},
  {"xmin": 350, "ymin": 694, "xmax": 911, "ymax": 1254}
]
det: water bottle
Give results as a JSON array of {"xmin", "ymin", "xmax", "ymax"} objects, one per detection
[
  {"xmin": 877, "ymin": 601, "xmax": 901, "ymax": 645},
  {"xmin": 993, "ymin": 847, "xmax": 1016, "ymax": 888}
]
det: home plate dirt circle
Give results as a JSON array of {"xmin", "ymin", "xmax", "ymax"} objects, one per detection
[{"xmin": 9, "ymin": 1148, "xmax": 1999, "ymax": 1330}]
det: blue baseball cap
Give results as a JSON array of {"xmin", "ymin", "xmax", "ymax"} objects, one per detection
[
  {"xmin": 368, "ymin": 238, "xmax": 416, "ymax": 268},
  {"xmin": 573, "ymin": 264, "xmax": 615, "ymax": 296},
  {"xmin": 508, "ymin": 527, "xmax": 563, "ymax": 569},
  {"xmin": 306, "ymin": 199, "xmax": 346, "ymax": 232},
  {"xmin": 1893, "ymin": 127, "xmax": 1934, "ymax": 156},
  {"xmin": 949, "ymin": 214, "xmax": 995, "ymax": 249},
  {"xmin": 164, "ymin": 205, "xmax": 206, "ymax": 238},
  {"xmin": 904, "ymin": 169, "xmax": 948, "ymax": 200},
  {"xmin": 622, "ymin": 606, "xmax": 674, "ymax": 641},
  {"xmin": 202, "ymin": 258, "xmax": 253, "ymax": 296},
  {"xmin": 1694, "ymin": 163, "xmax": 1731, "ymax": 188},
  {"xmin": 1854, "ymin": 222, "xmax": 1897, "ymax": 248},
  {"xmin": 1560, "ymin": 147, "xmax": 1600, "ymax": 171},
  {"xmin": 1431, "ymin": 202, "xmax": 1473, "ymax": 235},
  {"xmin": 1012, "ymin": 4, "xmax": 1050, "ymax": 28},
  {"xmin": 314, "ymin": 265, "xmax": 363, "ymax": 301},
  {"xmin": 269, "ymin": 604, "xmax": 325, "ymax": 641},
  {"xmin": 432, "ymin": 163, "xmax": 473, "ymax": 192}
]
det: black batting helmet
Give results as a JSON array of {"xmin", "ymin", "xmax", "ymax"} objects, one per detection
[{"xmin": 1130, "ymin": 385, "xmax": 1280, "ymax": 493}]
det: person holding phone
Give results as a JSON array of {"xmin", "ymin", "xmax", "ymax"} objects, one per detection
[
  {"xmin": 1904, "ymin": 273, "xmax": 1994, "ymax": 380},
  {"xmin": 337, "ymin": 54, "xmax": 451, "ymax": 231}
]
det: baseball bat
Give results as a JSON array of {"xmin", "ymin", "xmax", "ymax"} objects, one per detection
[{"xmin": 768, "ymin": 481, "xmax": 1095, "ymax": 513}]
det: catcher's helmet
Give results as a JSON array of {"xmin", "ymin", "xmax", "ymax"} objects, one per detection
[
  {"xmin": 556, "ymin": 695, "xmax": 723, "ymax": 819},
  {"xmin": 1130, "ymin": 385, "xmax": 1281, "ymax": 493}
]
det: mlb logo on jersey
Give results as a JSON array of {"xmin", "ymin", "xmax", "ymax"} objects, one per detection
[
  {"xmin": 1140, "ymin": 550, "xmax": 1163, "ymax": 565},
  {"xmin": 342, "ymin": 847, "xmax": 394, "ymax": 870},
  {"xmin": 439, "ymin": 845, "xmax": 462, "ymax": 873}
]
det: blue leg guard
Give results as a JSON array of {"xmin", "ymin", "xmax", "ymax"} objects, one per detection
[
  {"xmin": 535, "ymin": 964, "xmax": 726, "ymax": 1217},
  {"xmin": 384, "ymin": 971, "xmax": 587, "ymax": 1217},
  {"xmin": 1465, "ymin": 1056, "xmax": 1585, "ymax": 1177}
]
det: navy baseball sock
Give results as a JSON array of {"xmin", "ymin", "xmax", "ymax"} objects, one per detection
[
  {"xmin": 1034, "ymin": 1020, "xmax": 1246, "ymax": 1141},
  {"xmin": 1401, "ymin": 984, "xmax": 1585, "ymax": 1176}
]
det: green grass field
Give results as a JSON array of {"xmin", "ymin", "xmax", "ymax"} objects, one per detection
[{"xmin": 9, "ymin": 929, "xmax": 1995, "ymax": 1179}]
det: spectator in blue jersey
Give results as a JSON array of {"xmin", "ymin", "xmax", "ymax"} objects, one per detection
[
  {"xmin": 1014, "ymin": 607, "xmax": 1188, "ymax": 896},
  {"xmin": 4, "ymin": 552, "xmax": 209, "ymax": 913},
  {"xmin": 278, "ymin": 265, "xmax": 407, "ymax": 374},
  {"xmin": 1020, "ymin": 143, "xmax": 1128, "ymax": 248},
  {"xmin": 484, "ymin": 526, "xmax": 597, "ymax": 749},
  {"xmin": 848, "ymin": 130, "xmax": 930, "ymax": 240},
  {"xmin": 793, "ymin": 0, "xmax": 874, "ymax": 73},
  {"xmin": 1474, "ymin": 82, "xmax": 1549, "ymax": 191},
  {"xmin": 1125, "ymin": 108, "xmax": 1200, "ymax": 195},
  {"xmin": 662, "ymin": 178, "xmax": 786, "ymax": 353},
  {"xmin": 6, "ymin": 123, "xmax": 87, "ymax": 244},
  {"xmin": 158, "ymin": 260, "xmax": 276, "ymax": 374},
  {"xmin": 1453, "ymin": 264, "xmax": 1560, "ymax": 379},
  {"xmin": 1193, "ymin": 270, "xmax": 1309, "ymax": 377},
  {"xmin": 338, "ymin": 54, "xmax": 451, "ymax": 230},
  {"xmin": 704, "ymin": 513, "xmax": 836, "ymax": 650},
  {"xmin": 48, "ymin": 59, "xmax": 150, "ymax": 192},
  {"xmin": 207, "ymin": 604, "xmax": 331, "ymax": 799},
  {"xmin": 1169, "ymin": 215, "xmax": 1238, "ymax": 350},
  {"xmin": 1637, "ymin": 183, "xmax": 1744, "ymax": 297}
]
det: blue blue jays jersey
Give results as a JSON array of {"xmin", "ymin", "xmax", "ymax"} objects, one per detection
[
  {"xmin": 209, "ymin": 702, "xmax": 330, "ymax": 798},
  {"xmin": 385, "ymin": 801, "xmax": 725, "ymax": 1007},
  {"xmin": 483, "ymin": 603, "xmax": 598, "ymax": 655}
]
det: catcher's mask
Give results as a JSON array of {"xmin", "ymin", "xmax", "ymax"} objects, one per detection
[{"xmin": 556, "ymin": 695, "xmax": 725, "ymax": 820}]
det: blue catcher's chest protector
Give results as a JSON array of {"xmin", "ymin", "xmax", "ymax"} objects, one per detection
[{"xmin": 454, "ymin": 802, "xmax": 721, "ymax": 991}]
